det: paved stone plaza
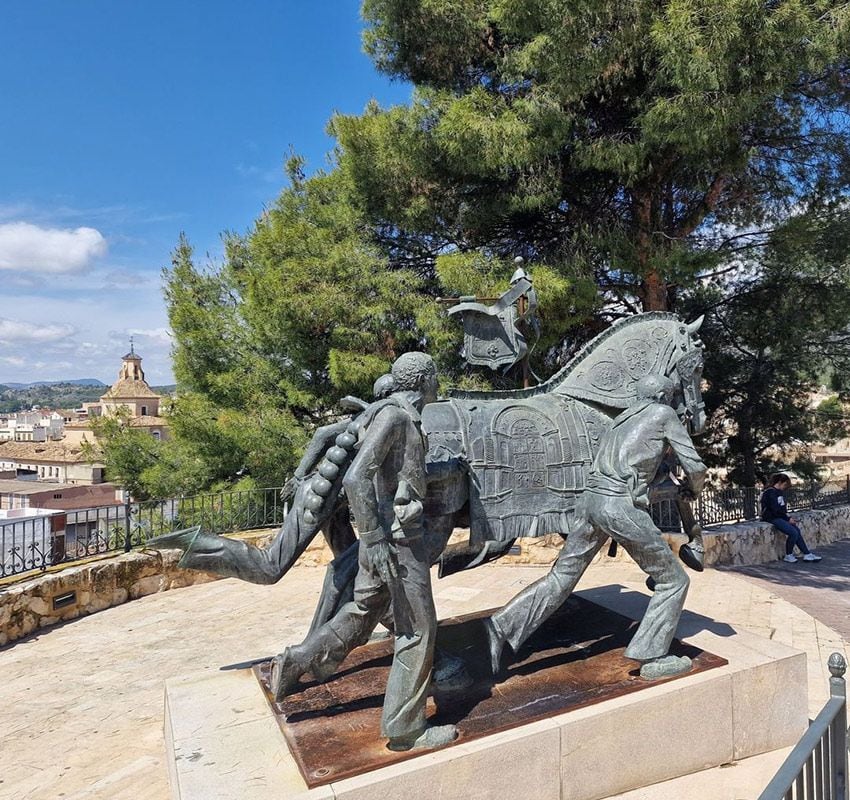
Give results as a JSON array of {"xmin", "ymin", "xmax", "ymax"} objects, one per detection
[{"xmin": 1, "ymin": 540, "xmax": 848, "ymax": 800}]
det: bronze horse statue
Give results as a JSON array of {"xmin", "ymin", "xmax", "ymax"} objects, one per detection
[{"xmin": 152, "ymin": 312, "xmax": 707, "ymax": 632}]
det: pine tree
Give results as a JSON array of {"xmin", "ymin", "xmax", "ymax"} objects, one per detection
[
  {"xmin": 331, "ymin": 0, "xmax": 850, "ymax": 310},
  {"xmin": 681, "ymin": 206, "xmax": 850, "ymax": 485}
]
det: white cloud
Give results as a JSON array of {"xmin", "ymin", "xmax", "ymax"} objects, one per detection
[
  {"xmin": 235, "ymin": 162, "xmax": 282, "ymax": 184},
  {"xmin": 0, "ymin": 317, "xmax": 76, "ymax": 344},
  {"xmin": 127, "ymin": 327, "xmax": 171, "ymax": 344},
  {"xmin": 102, "ymin": 269, "xmax": 151, "ymax": 289},
  {"xmin": 0, "ymin": 292, "xmax": 174, "ymax": 385},
  {"xmin": 0, "ymin": 222, "xmax": 107, "ymax": 273}
]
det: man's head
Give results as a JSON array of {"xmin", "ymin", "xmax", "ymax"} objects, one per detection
[
  {"xmin": 636, "ymin": 374, "xmax": 675, "ymax": 405},
  {"xmin": 372, "ymin": 373, "xmax": 395, "ymax": 400},
  {"xmin": 391, "ymin": 352, "xmax": 438, "ymax": 404},
  {"xmin": 771, "ymin": 472, "xmax": 791, "ymax": 490}
]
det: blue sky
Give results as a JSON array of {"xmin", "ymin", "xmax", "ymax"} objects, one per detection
[{"xmin": 0, "ymin": 2, "xmax": 411, "ymax": 386}]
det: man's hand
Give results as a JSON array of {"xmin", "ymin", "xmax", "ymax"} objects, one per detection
[
  {"xmin": 394, "ymin": 498, "xmax": 423, "ymax": 527},
  {"xmin": 677, "ymin": 484, "xmax": 696, "ymax": 501},
  {"xmin": 280, "ymin": 475, "xmax": 302, "ymax": 503},
  {"xmin": 365, "ymin": 538, "xmax": 399, "ymax": 583},
  {"xmin": 789, "ymin": 516, "xmax": 798, "ymax": 525}
]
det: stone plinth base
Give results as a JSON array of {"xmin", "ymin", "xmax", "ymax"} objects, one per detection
[{"xmin": 163, "ymin": 586, "xmax": 808, "ymax": 800}]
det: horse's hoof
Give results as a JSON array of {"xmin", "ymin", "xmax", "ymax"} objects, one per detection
[
  {"xmin": 146, "ymin": 525, "xmax": 201, "ymax": 552},
  {"xmin": 269, "ymin": 648, "xmax": 305, "ymax": 701},
  {"xmin": 679, "ymin": 544, "xmax": 705, "ymax": 572}
]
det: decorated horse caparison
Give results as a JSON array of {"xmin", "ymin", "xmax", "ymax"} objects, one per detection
[{"xmin": 153, "ymin": 312, "xmax": 707, "ymax": 631}]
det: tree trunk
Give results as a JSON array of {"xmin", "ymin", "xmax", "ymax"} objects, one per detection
[
  {"xmin": 642, "ymin": 270, "xmax": 668, "ymax": 311},
  {"xmin": 741, "ymin": 447, "xmax": 758, "ymax": 519},
  {"xmin": 634, "ymin": 189, "xmax": 668, "ymax": 311}
]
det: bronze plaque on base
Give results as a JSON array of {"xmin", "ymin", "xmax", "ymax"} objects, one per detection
[{"xmin": 254, "ymin": 596, "xmax": 727, "ymax": 787}]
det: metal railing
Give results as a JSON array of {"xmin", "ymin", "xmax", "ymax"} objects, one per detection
[
  {"xmin": 2, "ymin": 480, "xmax": 850, "ymax": 580},
  {"xmin": 759, "ymin": 653, "xmax": 848, "ymax": 800},
  {"xmin": 654, "ymin": 480, "xmax": 850, "ymax": 532},
  {"xmin": 132, "ymin": 488, "xmax": 287, "ymax": 543},
  {"xmin": 0, "ymin": 486, "xmax": 287, "ymax": 580}
]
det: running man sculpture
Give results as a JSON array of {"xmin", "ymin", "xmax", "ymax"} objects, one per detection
[
  {"xmin": 485, "ymin": 373, "xmax": 707, "ymax": 680},
  {"xmin": 270, "ymin": 352, "xmax": 458, "ymax": 752}
]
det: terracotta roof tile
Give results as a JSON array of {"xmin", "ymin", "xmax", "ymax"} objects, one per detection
[
  {"xmin": 0, "ymin": 440, "xmax": 99, "ymax": 463},
  {"xmin": 129, "ymin": 416, "xmax": 168, "ymax": 427},
  {"xmin": 101, "ymin": 379, "xmax": 161, "ymax": 400}
]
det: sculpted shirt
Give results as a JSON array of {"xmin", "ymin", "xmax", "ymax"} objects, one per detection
[
  {"xmin": 342, "ymin": 394, "xmax": 428, "ymax": 544},
  {"xmin": 587, "ymin": 400, "xmax": 706, "ymax": 508}
]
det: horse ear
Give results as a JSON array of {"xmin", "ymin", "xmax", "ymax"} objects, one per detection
[{"xmin": 686, "ymin": 316, "xmax": 704, "ymax": 334}]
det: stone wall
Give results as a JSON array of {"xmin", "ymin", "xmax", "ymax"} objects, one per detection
[
  {"xmin": 0, "ymin": 549, "xmax": 218, "ymax": 647},
  {"xmin": 3, "ymin": 505, "xmax": 848, "ymax": 648},
  {"xmin": 697, "ymin": 504, "xmax": 850, "ymax": 567},
  {"xmin": 0, "ymin": 528, "xmax": 330, "ymax": 648},
  {"xmin": 496, "ymin": 504, "xmax": 850, "ymax": 569}
]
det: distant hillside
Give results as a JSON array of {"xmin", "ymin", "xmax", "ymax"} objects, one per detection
[
  {"xmin": 1, "ymin": 378, "xmax": 106, "ymax": 389},
  {"xmin": 0, "ymin": 382, "xmax": 107, "ymax": 413}
]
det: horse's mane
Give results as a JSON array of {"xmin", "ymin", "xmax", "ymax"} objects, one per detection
[{"xmin": 446, "ymin": 311, "xmax": 682, "ymax": 401}]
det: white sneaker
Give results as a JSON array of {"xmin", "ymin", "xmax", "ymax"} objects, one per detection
[
  {"xmin": 783, "ymin": 554, "xmax": 798, "ymax": 563},
  {"xmin": 803, "ymin": 553, "xmax": 822, "ymax": 562}
]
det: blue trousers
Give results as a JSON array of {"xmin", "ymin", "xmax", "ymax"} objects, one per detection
[{"xmin": 769, "ymin": 518, "xmax": 810, "ymax": 555}]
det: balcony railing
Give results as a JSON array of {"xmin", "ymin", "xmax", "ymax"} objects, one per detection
[
  {"xmin": 758, "ymin": 653, "xmax": 848, "ymax": 800},
  {"xmin": 1, "ymin": 480, "xmax": 849, "ymax": 580},
  {"xmin": 0, "ymin": 487, "xmax": 287, "ymax": 580}
]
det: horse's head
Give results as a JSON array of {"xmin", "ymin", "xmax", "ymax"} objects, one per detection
[
  {"xmin": 666, "ymin": 317, "xmax": 706, "ymax": 435},
  {"xmin": 547, "ymin": 312, "xmax": 706, "ymax": 432}
]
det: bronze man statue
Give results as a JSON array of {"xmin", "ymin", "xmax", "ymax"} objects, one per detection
[
  {"xmin": 486, "ymin": 373, "xmax": 707, "ymax": 680},
  {"xmin": 270, "ymin": 352, "xmax": 458, "ymax": 752},
  {"xmin": 148, "ymin": 374, "xmax": 397, "ymax": 591}
]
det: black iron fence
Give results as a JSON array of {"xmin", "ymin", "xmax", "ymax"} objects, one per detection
[
  {"xmin": 2, "ymin": 480, "xmax": 850, "ymax": 581},
  {"xmin": 758, "ymin": 652, "xmax": 848, "ymax": 800},
  {"xmin": 652, "ymin": 479, "xmax": 850, "ymax": 533},
  {"xmin": 0, "ymin": 487, "xmax": 287, "ymax": 580}
]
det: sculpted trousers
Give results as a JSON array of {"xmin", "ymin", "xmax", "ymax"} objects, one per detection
[
  {"xmin": 490, "ymin": 492, "xmax": 689, "ymax": 662},
  {"xmin": 293, "ymin": 535, "xmax": 437, "ymax": 741},
  {"xmin": 177, "ymin": 479, "xmax": 355, "ymax": 584}
]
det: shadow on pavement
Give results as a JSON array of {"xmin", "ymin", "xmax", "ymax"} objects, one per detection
[{"xmin": 720, "ymin": 538, "xmax": 850, "ymax": 593}]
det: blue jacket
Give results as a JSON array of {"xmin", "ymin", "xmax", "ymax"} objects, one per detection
[{"xmin": 760, "ymin": 487, "xmax": 789, "ymax": 522}]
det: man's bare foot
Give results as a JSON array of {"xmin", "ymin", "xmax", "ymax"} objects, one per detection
[
  {"xmin": 639, "ymin": 654, "xmax": 692, "ymax": 680},
  {"xmin": 387, "ymin": 724, "xmax": 458, "ymax": 751}
]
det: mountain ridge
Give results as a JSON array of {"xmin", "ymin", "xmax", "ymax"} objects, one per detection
[{"xmin": 0, "ymin": 379, "xmax": 107, "ymax": 390}]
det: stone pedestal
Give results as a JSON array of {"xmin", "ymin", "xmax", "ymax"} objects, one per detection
[{"xmin": 164, "ymin": 585, "xmax": 807, "ymax": 800}]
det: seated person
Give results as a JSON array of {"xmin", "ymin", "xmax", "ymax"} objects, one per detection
[{"xmin": 760, "ymin": 473, "xmax": 821, "ymax": 563}]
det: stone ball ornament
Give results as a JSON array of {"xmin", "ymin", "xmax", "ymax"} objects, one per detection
[
  {"xmin": 335, "ymin": 432, "xmax": 357, "ymax": 450},
  {"xmin": 319, "ymin": 461, "xmax": 340, "ymax": 480},
  {"xmin": 326, "ymin": 446, "xmax": 349, "ymax": 466},
  {"xmin": 311, "ymin": 477, "xmax": 333, "ymax": 497},
  {"xmin": 305, "ymin": 493, "xmax": 324, "ymax": 513}
]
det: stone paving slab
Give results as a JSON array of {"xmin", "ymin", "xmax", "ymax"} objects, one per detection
[
  {"xmin": 723, "ymin": 538, "xmax": 850, "ymax": 640},
  {"xmin": 0, "ymin": 548, "xmax": 847, "ymax": 800}
]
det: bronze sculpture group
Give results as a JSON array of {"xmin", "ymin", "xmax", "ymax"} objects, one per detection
[{"xmin": 153, "ymin": 311, "xmax": 708, "ymax": 752}]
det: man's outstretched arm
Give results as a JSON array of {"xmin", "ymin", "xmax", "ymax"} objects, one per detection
[{"xmin": 662, "ymin": 408, "xmax": 707, "ymax": 495}]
